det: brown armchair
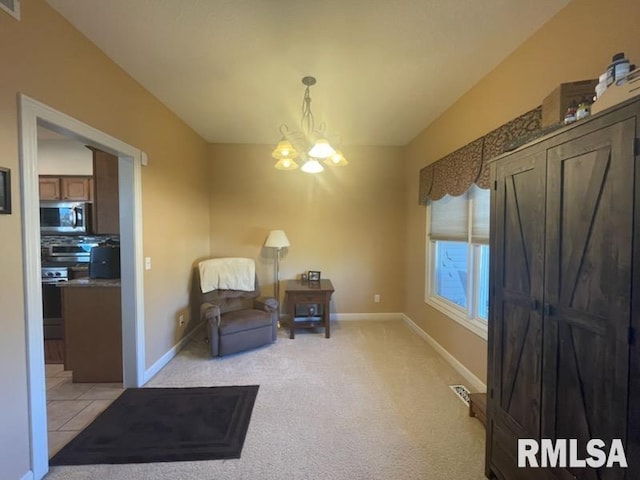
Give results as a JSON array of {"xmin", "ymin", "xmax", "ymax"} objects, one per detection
[{"xmin": 198, "ymin": 258, "xmax": 278, "ymax": 357}]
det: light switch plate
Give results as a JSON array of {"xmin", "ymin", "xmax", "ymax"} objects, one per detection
[{"xmin": 144, "ymin": 257, "xmax": 152, "ymax": 270}]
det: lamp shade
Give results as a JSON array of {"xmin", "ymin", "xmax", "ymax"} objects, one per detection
[
  {"xmin": 324, "ymin": 150, "xmax": 348, "ymax": 166},
  {"xmin": 274, "ymin": 158, "xmax": 299, "ymax": 170},
  {"xmin": 272, "ymin": 139, "xmax": 298, "ymax": 160},
  {"xmin": 301, "ymin": 159, "xmax": 324, "ymax": 174},
  {"xmin": 264, "ymin": 230, "xmax": 290, "ymax": 248},
  {"xmin": 308, "ymin": 138, "xmax": 336, "ymax": 159}
]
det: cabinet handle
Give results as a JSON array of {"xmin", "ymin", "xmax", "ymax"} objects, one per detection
[
  {"xmin": 543, "ymin": 304, "xmax": 554, "ymax": 316},
  {"xmin": 530, "ymin": 298, "xmax": 540, "ymax": 312}
]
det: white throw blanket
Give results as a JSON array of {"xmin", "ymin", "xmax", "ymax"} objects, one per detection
[{"xmin": 199, "ymin": 257, "xmax": 256, "ymax": 293}]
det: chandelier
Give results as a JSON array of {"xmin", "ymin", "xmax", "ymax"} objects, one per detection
[{"xmin": 272, "ymin": 76, "xmax": 348, "ymax": 173}]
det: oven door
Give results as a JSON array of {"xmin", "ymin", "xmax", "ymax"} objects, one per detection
[
  {"xmin": 42, "ymin": 283, "xmax": 63, "ymax": 339},
  {"xmin": 40, "ymin": 202, "xmax": 89, "ymax": 234}
]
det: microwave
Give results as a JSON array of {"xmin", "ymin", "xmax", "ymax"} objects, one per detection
[{"xmin": 40, "ymin": 201, "xmax": 91, "ymax": 234}]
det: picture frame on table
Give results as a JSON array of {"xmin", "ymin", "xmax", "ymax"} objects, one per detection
[
  {"xmin": 308, "ymin": 270, "xmax": 321, "ymax": 281},
  {"xmin": 0, "ymin": 167, "xmax": 11, "ymax": 214}
]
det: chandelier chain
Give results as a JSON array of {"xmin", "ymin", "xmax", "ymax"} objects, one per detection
[{"xmin": 300, "ymin": 85, "xmax": 315, "ymax": 138}]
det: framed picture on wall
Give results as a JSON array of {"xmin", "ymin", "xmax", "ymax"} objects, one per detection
[
  {"xmin": 0, "ymin": 0, "xmax": 21, "ymax": 20},
  {"xmin": 0, "ymin": 167, "xmax": 11, "ymax": 214},
  {"xmin": 308, "ymin": 270, "xmax": 321, "ymax": 281}
]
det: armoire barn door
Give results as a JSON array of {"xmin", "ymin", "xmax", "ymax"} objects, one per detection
[
  {"xmin": 542, "ymin": 118, "xmax": 635, "ymax": 480},
  {"xmin": 488, "ymin": 148, "xmax": 549, "ymax": 480}
]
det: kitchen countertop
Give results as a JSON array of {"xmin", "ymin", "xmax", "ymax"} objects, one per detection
[{"xmin": 57, "ymin": 278, "xmax": 121, "ymax": 288}]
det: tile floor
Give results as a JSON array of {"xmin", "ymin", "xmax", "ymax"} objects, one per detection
[{"xmin": 45, "ymin": 364, "xmax": 124, "ymax": 458}]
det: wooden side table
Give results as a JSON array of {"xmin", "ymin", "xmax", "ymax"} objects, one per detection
[
  {"xmin": 285, "ymin": 279, "xmax": 334, "ymax": 339},
  {"xmin": 469, "ymin": 392, "xmax": 487, "ymax": 428}
]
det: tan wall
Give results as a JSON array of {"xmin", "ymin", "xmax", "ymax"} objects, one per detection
[
  {"xmin": 38, "ymin": 139, "xmax": 94, "ymax": 175},
  {"xmin": 404, "ymin": 0, "xmax": 640, "ymax": 384},
  {"xmin": 0, "ymin": 1, "xmax": 209, "ymax": 478},
  {"xmin": 208, "ymin": 144, "xmax": 406, "ymax": 313}
]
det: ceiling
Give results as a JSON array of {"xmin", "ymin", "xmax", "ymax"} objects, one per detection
[{"xmin": 46, "ymin": 0, "xmax": 569, "ymax": 146}]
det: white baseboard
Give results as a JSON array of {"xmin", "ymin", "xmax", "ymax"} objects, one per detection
[
  {"xmin": 401, "ymin": 314, "xmax": 486, "ymax": 393},
  {"xmin": 143, "ymin": 322, "xmax": 205, "ymax": 384},
  {"xmin": 332, "ymin": 312, "xmax": 404, "ymax": 321},
  {"xmin": 19, "ymin": 471, "xmax": 34, "ymax": 480},
  {"xmin": 280, "ymin": 313, "xmax": 403, "ymax": 323}
]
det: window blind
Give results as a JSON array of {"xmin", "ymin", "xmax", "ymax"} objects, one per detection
[
  {"xmin": 430, "ymin": 186, "xmax": 490, "ymax": 243},
  {"xmin": 471, "ymin": 185, "xmax": 490, "ymax": 244},
  {"xmin": 430, "ymin": 193, "xmax": 468, "ymax": 241}
]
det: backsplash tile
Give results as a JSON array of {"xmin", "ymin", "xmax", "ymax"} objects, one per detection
[{"xmin": 41, "ymin": 235, "xmax": 119, "ymax": 247}]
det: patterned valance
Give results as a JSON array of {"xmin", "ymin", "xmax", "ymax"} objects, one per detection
[
  {"xmin": 419, "ymin": 106, "xmax": 542, "ymax": 204},
  {"xmin": 419, "ymin": 138, "xmax": 484, "ymax": 202}
]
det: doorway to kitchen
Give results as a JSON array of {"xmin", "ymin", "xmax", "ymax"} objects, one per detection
[{"xmin": 19, "ymin": 95, "xmax": 146, "ymax": 480}]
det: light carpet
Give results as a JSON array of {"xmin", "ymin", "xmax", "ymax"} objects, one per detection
[{"xmin": 45, "ymin": 320, "xmax": 486, "ymax": 479}]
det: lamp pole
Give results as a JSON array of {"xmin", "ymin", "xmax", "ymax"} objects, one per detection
[
  {"xmin": 264, "ymin": 230, "xmax": 290, "ymax": 326},
  {"xmin": 274, "ymin": 246, "xmax": 282, "ymax": 322}
]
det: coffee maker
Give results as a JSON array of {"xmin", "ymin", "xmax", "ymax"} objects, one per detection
[{"xmin": 89, "ymin": 245, "xmax": 121, "ymax": 279}]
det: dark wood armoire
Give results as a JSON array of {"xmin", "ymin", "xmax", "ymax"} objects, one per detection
[{"xmin": 486, "ymin": 97, "xmax": 640, "ymax": 480}]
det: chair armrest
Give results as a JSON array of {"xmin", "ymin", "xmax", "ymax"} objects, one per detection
[
  {"xmin": 201, "ymin": 302, "xmax": 221, "ymax": 324},
  {"xmin": 201, "ymin": 302, "xmax": 222, "ymax": 357},
  {"xmin": 254, "ymin": 296, "xmax": 278, "ymax": 313}
]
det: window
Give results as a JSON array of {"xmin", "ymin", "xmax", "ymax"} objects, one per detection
[{"xmin": 425, "ymin": 185, "xmax": 489, "ymax": 338}]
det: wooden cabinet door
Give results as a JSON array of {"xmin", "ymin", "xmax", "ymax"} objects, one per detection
[
  {"xmin": 39, "ymin": 176, "xmax": 60, "ymax": 200},
  {"xmin": 541, "ymin": 118, "xmax": 635, "ymax": 480},
  {"xmin": 39, "ymin": 176, "xmax": 91, "ymax": 201},
  {"xmin": 62, "ymin": 287, "xmax": 122, "ymax": 383},
  {"xmin": 61, "ymin": 176, "xmax": 91, "ymax": 201},
  {"xmin": 92, "ymin": 149, "xmax": 119, "ymax": 234},
  {"xmin": 488, "ymin": 148, "xmax": 549, "ymax": 480}
]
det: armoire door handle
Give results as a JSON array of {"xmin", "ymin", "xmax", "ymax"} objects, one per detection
[
  {"xmin": 530, "ymin": 299, "xmax": 540, "ymax": 312},
  {"xmin": 543, "ymin": 304, "xmax": 554, "ymax": 316}
]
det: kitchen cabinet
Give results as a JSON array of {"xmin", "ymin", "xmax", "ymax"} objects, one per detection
[
  {"xmin": 486, "ymin": 97, "xmax": 640, "ymax": 479},
  {"xmin": 39, "ymin": 176, "xmax": 61, "ymax": 200},
  {"xmin": 60, "ymin": 280, "xmax": 122, "ymax": 383},
  {"xmin": 39, "ymin": 175, "xmax": 92, "ymax": 201},
  {"xmin": 88, "ymin": 147, "xmax": 119, "ymax": 234}
]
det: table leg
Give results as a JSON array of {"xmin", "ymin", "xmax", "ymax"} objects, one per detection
[
  {"xmin": 288, "ymin": 295, "xmax": 295, "ymax": 339},
  {"xmin": 324, "ymin": 299, "xmax": 330, "ymax": 338}
]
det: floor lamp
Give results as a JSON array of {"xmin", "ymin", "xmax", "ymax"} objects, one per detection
[{"xmin": 264, "ymin": 230, "xmax": 290, "ymax": 321}]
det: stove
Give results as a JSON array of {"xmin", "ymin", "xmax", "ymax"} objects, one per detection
[
  {"xmin": 41, "ymin": 267, "xmax": 68, "ymax": 340},
  {"xmin": 44, "ymin": 242, "xmax": 98, "ymax": 264},
  {"xmin": 41, "ymin": 266, "xmax": 69, "ymax": 284},
  {"xmin": 42, "ymin": 242, "xmax": 99, "ymax": 282},
  {"xmin": 41, "ymin": 242, "xmax": 99, "ymax": 340}
]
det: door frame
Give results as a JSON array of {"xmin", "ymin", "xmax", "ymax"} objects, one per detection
[{"xmin": 19, "ymin": 94, "xmax": 146, "ymax": 479}]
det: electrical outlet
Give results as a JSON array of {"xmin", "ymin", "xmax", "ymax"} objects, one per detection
[
  {"xmin": 374, "ymin": 294, "xmax": 381, "ymax": 303},
  {"xmin": 178, "ymin": 314, "xmax": 185, "ymax": 326}
]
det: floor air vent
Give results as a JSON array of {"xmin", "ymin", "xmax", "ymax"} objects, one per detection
[{"xmin": 449, "ymin": 384, "xmax": 471, "ymax": 406}]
